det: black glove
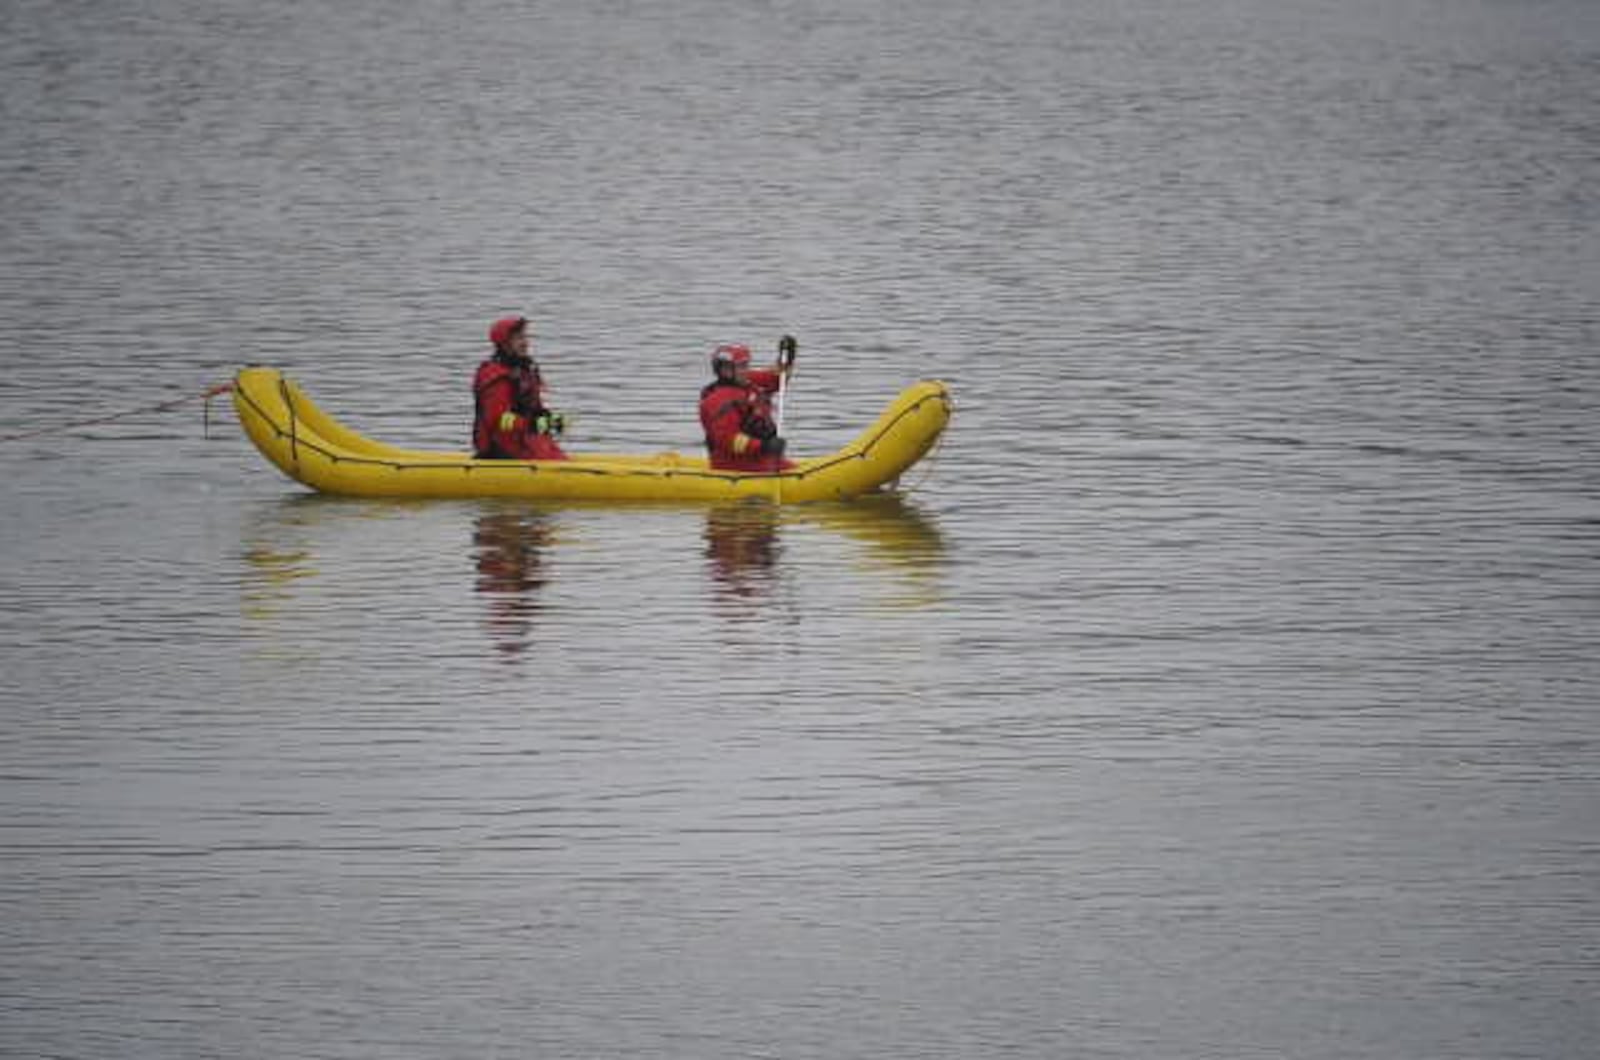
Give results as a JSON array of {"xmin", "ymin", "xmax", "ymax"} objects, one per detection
[
  {"xmin": 764, "ymin": 436, "xmax": 787, "ymax": 458},
  {"xmin": 745, "ymin": 415, "xmax": 776, "ymax": 441},
  {"xmin": 777, "ymin": 334, "xmax": 797, "ymax": 370}
]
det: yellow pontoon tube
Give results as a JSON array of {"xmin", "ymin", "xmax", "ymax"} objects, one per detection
[{"xmin": 232, "ymin": 367, "xmax": 951, "ymax": 503}]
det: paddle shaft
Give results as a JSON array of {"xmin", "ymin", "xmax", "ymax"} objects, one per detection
[
  {"xmin": 776, "ymin": 372, "xmax": 788, "ymax": 436},
  {"xmin": 775, "ymin": 335, "xmax": 797, "ymax": 437}
]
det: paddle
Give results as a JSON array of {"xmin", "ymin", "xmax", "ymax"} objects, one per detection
[{"xmin": 775, "ymin": 334, "xmax": 797, "ymax": 436}]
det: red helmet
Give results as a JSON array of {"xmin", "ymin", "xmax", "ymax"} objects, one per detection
[
  {"xmin": 489, "ymin": 316, "xmax": 528, "ymax": 349},
  {"xmin": 711, "ymin": 343, "xmax": 752, "ymax": 372}
]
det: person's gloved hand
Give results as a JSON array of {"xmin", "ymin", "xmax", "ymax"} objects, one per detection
[
  {"xmin": 534, "ymin": 411, "xmax": 566, "ymax": 435},
  {"xmin": 764, "ymin": 436, "xmax": 787, "ymax": 458}
]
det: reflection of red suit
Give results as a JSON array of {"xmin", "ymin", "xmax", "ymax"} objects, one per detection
[
  {"xmin": 699, "ymin": 368, "xmax": 792, "ymax": 472},
  {"xmin": 474, "ymin": 511, "xmax": 549, "ymax": 658},
  {"xmin": 473, "ymin": 354, "xmax": 567, "ymax": 460},
  {"xmin": 704, "ymin": 504, "xmax": 779, "ymax": 599}
]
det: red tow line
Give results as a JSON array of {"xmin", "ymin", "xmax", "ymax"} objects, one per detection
[{"xmin": 0, "ymin": 381, "xmax": 235, "ymax": 443}]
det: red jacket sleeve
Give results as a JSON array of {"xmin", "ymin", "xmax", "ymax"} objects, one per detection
[
  {"xmin": 480, "ymin": 374, "xmax": 523, "ymax": 446},
  {"xmin": 701, "ymin": 386, "xmax": 744, "ymax": 455},
  {"xmin": 746, "ymin": 368, "xmax": 781, "ymax": 394},
  {"xmin": 743, "ymin": 368, "xmax": 782, "ymax": 433}
]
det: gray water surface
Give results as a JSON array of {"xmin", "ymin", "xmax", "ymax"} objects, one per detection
[{"xmin": 3, "ymin": 1, "xmax": 1598, "ymax": 1057}]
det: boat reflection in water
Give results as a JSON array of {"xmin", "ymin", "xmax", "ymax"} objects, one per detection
[
  {"xmin": 702, "ymin": 492, "xmax": 947, "ymax": 607},
  {"xmin": 238, "ymin": 491, "xmax": 946, "ymax": 659},
  {"xmin": 237, "ymin": 495, "xmax": 444, "ymax": 646},
  {"xmin": 238, "ymin": 540, "xmax": 317, "ymax": 623},
  {"xmin": 237, "ymin": 496, "xmax": 337, "ymax": 623},
  {"xmin": 472, "ymin": 505, "xmax": 555, "ymax": 659}
]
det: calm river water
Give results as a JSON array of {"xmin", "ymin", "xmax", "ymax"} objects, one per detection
[{"xmin": 3, "ymin": 1, "xmax": 1598, "ymax": 1057}]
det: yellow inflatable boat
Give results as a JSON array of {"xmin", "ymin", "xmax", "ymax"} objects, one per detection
[{"xmin": 232, "ymin": 367, "xmax": 951, "ymax": 503}]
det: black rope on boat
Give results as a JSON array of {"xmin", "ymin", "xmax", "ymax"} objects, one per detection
[{"xmin": 278, "ymin": 378, "xmax": 299, "ymax": 465}]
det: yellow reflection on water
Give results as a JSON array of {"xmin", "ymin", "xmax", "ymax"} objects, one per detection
[
  {"xmin": 236, "ymin": 495, "xmax": 431, "ymax": 628},
  {"xmin": 704, "ymin": 492, "xmax": 947, "ymax": 608},
  {"xmin": 238, "ymin": 498, "xmax": 329, "ymax": 622}
]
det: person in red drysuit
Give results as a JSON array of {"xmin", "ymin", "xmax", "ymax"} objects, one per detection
[
  {"xmin": 699, "ymin": 341, "xmax": 794, "ymax": 472},
  {"xmin": 472, "ymin": 316, "xmax": 568, "ymax": 460}
]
